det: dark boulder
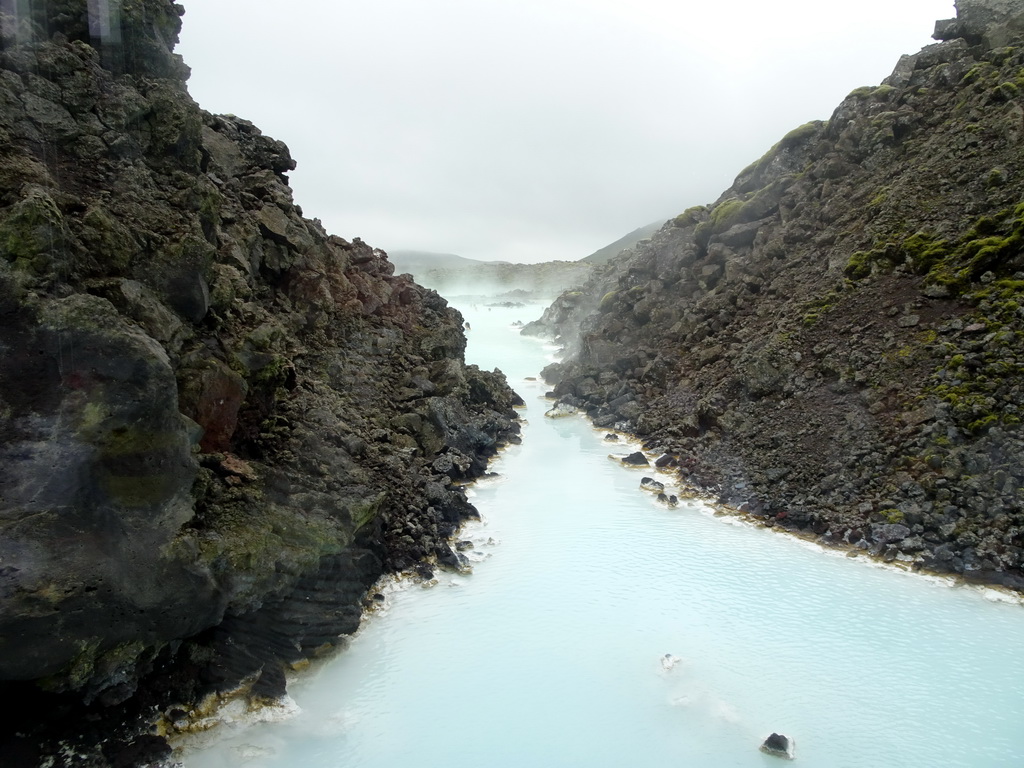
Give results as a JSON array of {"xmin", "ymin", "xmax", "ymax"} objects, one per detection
[
  {"xmin": 640, "ymin": 477, "xmax": 666, "ymax": 492},
  {"xmin": 760, "ymin": 732, "xmax": 795, "ymax": 759},
  {"xmin": 621, "ymin": 452, "xmax": 650, "ymax": 466}
]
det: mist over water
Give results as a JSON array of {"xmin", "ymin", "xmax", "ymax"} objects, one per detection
[{"xmin": 179, "ymin": 300, "xmax": 1024, "ymax": 768}]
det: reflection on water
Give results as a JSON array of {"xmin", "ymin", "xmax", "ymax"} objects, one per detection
[{"xmin": 180, "ymin": 300, "xmax": 1024, "ymax": 768}]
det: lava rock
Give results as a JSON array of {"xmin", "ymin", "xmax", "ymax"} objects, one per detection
[
  {"xmin": 621, "ymin": 452, "xmax": 650, "ymax": 466},
  {"xmin": 760, "ymin": 732, "xmax": 795, "ymax": 759}
]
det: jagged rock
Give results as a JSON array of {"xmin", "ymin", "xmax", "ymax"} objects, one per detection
[
  {"xmin": 0, "ymin": 1, "xmax": 521, "ymax": 762},
  {"xmin": 872, "ymin": 524, "xmax": 912, "ymax": 544},
  {"xmin": 545, "ymin": 402, "xmax": 579, "ymax": 418},
  {"xmin": 640, "ymin": 477, "xmax": 666, "ymax": 492},
  {"xmin": 621, "ymin": 452, "xmax": 650, "ymax": 466},
  {"xmin": 933, "ymin": 0, "xmax": 1024, "ymax": 48},
  {"xmin": 760, "ymin": 733, "xmax": 795, "ymax": 759}
]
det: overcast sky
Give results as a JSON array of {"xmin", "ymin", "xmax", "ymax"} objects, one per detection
[{"xmin": 176, "ymin": 0, "xmax": 955, "ymax": 263}]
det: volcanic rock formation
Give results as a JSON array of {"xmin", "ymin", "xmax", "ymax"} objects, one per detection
[
  {"xmin": 532, "ymin": 0, "xmax": 1024, "ymax": 589},
  {"xmin": 0, "ymin": 1, "xmax": 520, "ymax": 763}
]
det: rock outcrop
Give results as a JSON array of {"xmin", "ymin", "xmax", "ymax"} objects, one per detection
[
  {"xmin": 0, "ymin": 1, "xmax": 520, "ymax": 763},
  {"xmin": 533, "ymin": 0, "xmax": 1024, "ymax": 589}
]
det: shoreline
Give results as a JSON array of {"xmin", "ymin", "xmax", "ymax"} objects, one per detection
[
  {"xmin": 168, "ymin": 415, "xmax": 526, "ymax": 762},
  {"xmin": 592, "ymin": 418, "xmax": 1024, "ymax": 606}
]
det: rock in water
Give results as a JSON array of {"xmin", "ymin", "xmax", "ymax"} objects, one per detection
[
  {"xmin": 640, "ymin": 476, "xmax": 666, "ymax": 492},
  {"xmin": 621, "ymin": 451, "xmax": 650, "ymax": 466},
  {"xmin": 545, "ymin": 402, "xmax": 578, "ymax": 418},
  {"xmin": 760, "ymin": 733, "xmax": 795, "ymax": 760}
]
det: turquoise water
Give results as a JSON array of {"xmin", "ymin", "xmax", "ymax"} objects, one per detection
[{"xmin": 179, "ymin": 301, "xmax": 1024, "ymax": 767}]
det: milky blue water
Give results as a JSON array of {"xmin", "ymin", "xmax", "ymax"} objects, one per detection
[{"xmin": 179, "ymin": 300, "xmax": 1024, "ymax": 768}]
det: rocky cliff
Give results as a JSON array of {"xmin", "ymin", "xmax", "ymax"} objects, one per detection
[
  {"xmin": 0, "ymin": 1, "xmax": 520, "ymax": 764},
  {"xmin": 532, "ymin": 0, "xmax": 1024, "ymax": 589}
]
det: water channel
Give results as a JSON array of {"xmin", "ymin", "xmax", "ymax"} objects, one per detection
[{"xmin": 180, "ymin": 299, "xmax": 1024, "ymax": 767}]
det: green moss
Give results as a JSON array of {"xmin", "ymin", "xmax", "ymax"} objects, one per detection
[
  {"xmin": 869, "ymin": 188, "xmax": 889, "ymax": 208},
  {"xmin": 986, "ymin": 167, "xmax": 1007, "ymax": 188},
  {"xmin": 253, "ymin": 355, "xmax": 292, "ymax": 386},
  {"xmin": 92, "ymin": 425, "xmax": 189, "ymax": 507},
  {"xmin": 843, "ymin": 242, "xmax": 905, "ymax": 278},
  {"xmin": 38, "ymin": 638, "xmax": 104, "ymax": 692},
  {"xmin": 968, "ymin": 214, "xmax": 1005, "ymax": 237},
  {"xmin": 993, "ymin": 81, "xmax": 1020, "ymax": 102},
  {"xmin": 695, "ymin": 195, "xmax": 763, "ymax": 243},
  {"xmin": 198, "ymin": 188, "xmax": 224, "ymax": 240},
  {"xmin": 673, "ymin": 206, "xmax": 706, "ymax": 228},
  {"xmin": 350, "ymin": 492, "xmax": 385, "ymax": 531},
  {"xmin": 844, "ymin": 250, "xmax": 873, "ymax": 279},
  {"xmin": 879, "ymin": 508, "xmax": 905, "ymax": 524},
  {"xmin": 736, "ymin": 121, "xmax": 823, "ymax": 187},
  {"xmin": 94, "ymin": 640, "xmax": 148, "ymax": 680},
  {"xmin": 847, "ymin": 84, "xmax": 895, "ymax": 102},
  {"xmin": 197, "ymin": 497, "xmax": 345, "ymax": 577},
  {"xmin": 967, "ymin": 413, "xmax": 1000, "ymax": 434},
  {"xmin": 799, "ymin": 288, "xmax": 842, "ymax": 326},
  {"xmin": 778, "ymin": 121, "xmax": 821, "ymax": 149},
  {"xmin": 849, "ymin": 202, "xmax": 1024, "ymax": 291},
  {"xmin": 902, "ymin": 232, "xmax": 950, "ymax": 274},
  {"xmin": 709, "ymin": 198, "xmax": 745, "ymax": 228},
  {"xmin": 81, "ymin": 206, "xmax": 136, "ymax": 274},
  {"xmin": 962, "ymin": 63, "xmax": 996, "ymax": 86},
  {"xmin": 0, "ymin": 188, "xmax": 66, "ymax": 274},
  {"xmin": 871, "ymin": 84, "xmax": 896, "ymax": 101},
  {"xmin": 599, "ymin": 290, "xmax": 618, "ymax": 311}
]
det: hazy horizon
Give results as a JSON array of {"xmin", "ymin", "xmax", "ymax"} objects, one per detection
[{"xmin": 177, "ymin": 0, "xmax": 955, "ymax": 263}]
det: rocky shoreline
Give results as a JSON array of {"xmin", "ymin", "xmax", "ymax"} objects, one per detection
[
  {"xmin": 530, "ymin": 0, "xmax": 1024, "ymax": 593},
  {"xmin": 594, "ymin": 420, "xmax": 1024, "ymax": 605}
]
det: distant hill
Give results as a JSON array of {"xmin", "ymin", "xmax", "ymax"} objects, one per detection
[
  {"xmin": 389, "ymin": 222, "xmax": 670, "ymax": 300},
  {"xmin": 581, "ymin": 220, "xmax": 664, "ymax": 265},
  {"xmin": 388, "ymin": 250, "xmax": 494, "ymax": 274},
  {"xmin": 388, "ymin": 250, "xmax": 591, "ymax": 300}
]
